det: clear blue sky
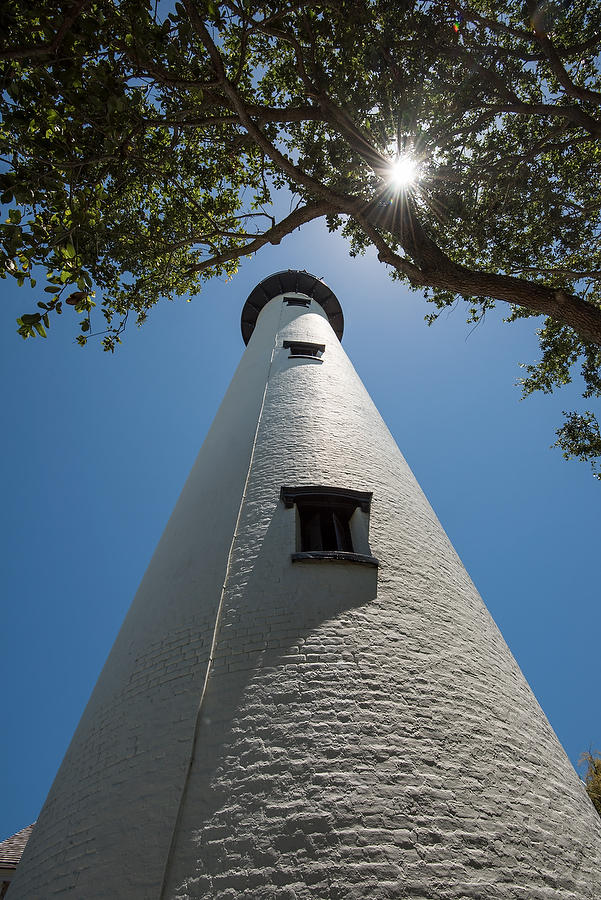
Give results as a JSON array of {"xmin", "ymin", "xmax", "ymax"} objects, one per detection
[{"xmin": 1, "ymin": 218, "xmax": 600, "ymax": 840}]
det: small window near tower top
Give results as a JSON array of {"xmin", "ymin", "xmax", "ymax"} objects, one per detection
[
  {"xmin": 284, "ymin": 296, "xmax": 310, "ymax": 307},
  {"xmin": 280, "ymin": 486, "xmax": 379, "ymax": 566},
  {"xmin": 283, "ymin": 339, "xmax": 325, "ymax": 360}
]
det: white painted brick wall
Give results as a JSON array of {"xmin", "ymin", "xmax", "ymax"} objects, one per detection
[{"xmin": 11, "ymin": 292, "xmax": 601, "ymax": 899}]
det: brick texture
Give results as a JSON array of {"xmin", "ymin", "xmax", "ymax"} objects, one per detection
[{"xmin": 11, "ymin": 292, "xmax": 601, "ymax": 899}]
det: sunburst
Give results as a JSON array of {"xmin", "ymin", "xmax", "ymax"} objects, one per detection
[{"xmin": 389, "ymin": 155, "xmax": 420, "ymax": 190}]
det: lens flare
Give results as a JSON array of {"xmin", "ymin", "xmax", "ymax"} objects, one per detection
[{"xmin": 389, "ymin": 156, "xmax": 419, "ymax": 189}]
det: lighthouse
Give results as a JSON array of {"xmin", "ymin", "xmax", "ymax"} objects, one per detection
[{"xmin": 10, "ymin": 270, "xmax": 601, "ymax": 898}]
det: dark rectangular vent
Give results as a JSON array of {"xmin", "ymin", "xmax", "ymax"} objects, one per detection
[
  {"xmin": 284, "ymin": 296, "xmax": 310, "ymax": 307},
  {"xmin": 283, "ymin": 340, "xmax": 325, "ymax": 360}
]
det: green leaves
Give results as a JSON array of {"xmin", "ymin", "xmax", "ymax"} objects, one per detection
[
  {"xmin": 16, "ymin": 308, "xmax": 50, "ymax": 337},
  {"xmin": 16, "ymin": 312, "xmax": 45, "ymax": 339},
  {"xmin": 579, "ymin": 751, "xmax": 601, "ymax": 818},
  {"xmin": 554, "ymin": 412, "xmax": 601, "ymax": 480},
  {"xmin": 20, "ymin": 313, "xmax": 41, "ymax": 325},
  {"xmin": 2, "ymin": 0, "xmax": 601, "ymax": 473}
]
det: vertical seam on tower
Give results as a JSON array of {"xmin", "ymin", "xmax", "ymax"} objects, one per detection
[{"xmin": 157, "ymin": 301, "xmax": 284, "ymax": 899}]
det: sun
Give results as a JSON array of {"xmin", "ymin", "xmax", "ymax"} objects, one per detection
[{"xmin": 389, "ymin": 155, "xmax": 419, "ymax": 189}]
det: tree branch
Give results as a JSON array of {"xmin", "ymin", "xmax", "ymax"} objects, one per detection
[
  {"xmin": 182, "ymin": 0, "xmax": 366, "ymax": 212},
  {"xmin": 527, "ymin": 0, "xmax": 601, "ymax": 105},
  {"xmin": 366, "ymin": 198, "xmax": 601, "ymax": 345},
  {"xmin": 481, "ymin": 102, "xmax": 601, "ymax": 138},
  {"xmin": 143, "ymin": 105, "xmax": 326, "ymax": 129},
  {"xmin": 186, "ymin": 201, "xmax": 333, "ymax": 274},
  {"xmin": 0, "ymin": 0, "xmax": 91, "ymax": 61}
]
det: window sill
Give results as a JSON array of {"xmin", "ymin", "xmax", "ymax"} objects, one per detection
[
  {"xmin": 291, "ymin": 551, "xmax": 379, "ymax": 567},
  {"xmin": 288, "ymin": 354, "xmax": 324, "ymax": 361}
]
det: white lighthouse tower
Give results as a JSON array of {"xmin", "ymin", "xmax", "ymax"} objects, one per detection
[{"xmin": 10, "ymin": 271, "xmax": 601, "ymax": 898}]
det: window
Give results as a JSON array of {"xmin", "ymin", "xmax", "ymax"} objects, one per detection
[
  {"xmin": 283, "ymin": 339, "xmax": 325, "ymax": 360},
  {"xmin": 284, "ymin": 296, "xmax": 310, "ymax": 307},
  {"xmin": 281, "ymin": 486, "xmax": 378, "ymax": 566},
  {"xmin": 299, "ymin": 504, "xmax": 353, "ymax": 552}
]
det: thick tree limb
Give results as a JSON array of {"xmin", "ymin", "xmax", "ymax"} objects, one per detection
[
  {"xmin": 482, "ymin": 102, "xmax": 601, "ymax": 138},
  {"xmin": 144, "ymin": 105, "xmax": 326, "ymax": 128},
  {"xmin": 364, "ymin": 199, "xmax": 601, "ymax": 344}
]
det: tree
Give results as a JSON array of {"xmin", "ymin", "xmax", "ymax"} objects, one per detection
[
  {"xmin": 1, "ymin": 0, "xmax": 601, "ymax": 473},
  {"xmin": 580, "ymin": 750, "xmax": 601, "ymax": 818}
]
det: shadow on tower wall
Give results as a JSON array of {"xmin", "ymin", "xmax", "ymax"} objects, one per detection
[{"xmin": 163, "ymin": 504, "xmax": 381, "ymax": 897}]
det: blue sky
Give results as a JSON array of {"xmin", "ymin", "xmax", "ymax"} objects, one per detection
[{"xmin": 1, "ymin": 218, "xmax": 600, "ymax": 839}]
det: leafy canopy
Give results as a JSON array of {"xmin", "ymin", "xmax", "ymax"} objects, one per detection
[{"xmin": 2, "ymin": 0, "xmax": 601, "ymax": 472}]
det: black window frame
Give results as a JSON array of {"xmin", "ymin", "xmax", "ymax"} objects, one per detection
[
  {"xmin": 282, "ymin": 339, "xmax": 325, "ymax": 360},
  {"xmin": 280, "ymin": 486, "xmax": 378, "ymax": 566}
]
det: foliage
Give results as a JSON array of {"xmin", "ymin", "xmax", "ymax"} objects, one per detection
[
  {"xmin": 580, "ymin": 750, "xmax": 601, "ymax": 817},
  {"xmin": 554, "ymin": 411, "xmax": 601, "ymax": 479},
  {"xmin": 1, "ymin": 0, "xmax": 601, "ymax": 470}
]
